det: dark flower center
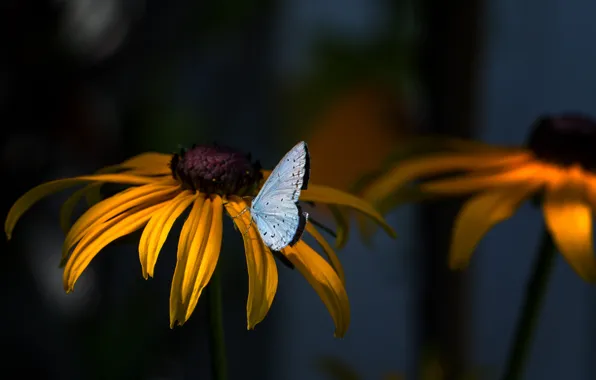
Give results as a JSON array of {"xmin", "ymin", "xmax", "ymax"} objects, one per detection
[
  {"xmin": 169, "ymin": 144, "xmax": 263, "ymax": 196},
  {"xmin": 527, "ymin": 114, "xmax": 596, "ymax": 171}
]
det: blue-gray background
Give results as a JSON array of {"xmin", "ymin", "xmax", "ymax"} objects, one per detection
[{"xmin": 2, "ymin": 0, "xmax": 595, "ymax": 379}]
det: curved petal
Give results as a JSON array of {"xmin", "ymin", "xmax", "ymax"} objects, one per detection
[
  {"xmin": 361, "ymin": 152, "xmax": 532, "ymax": 206},
  {"xmin": 84, "ymin": 184, "xmax": 105, "ymax": 207},
  {"xmin": 139, "ymin": 191, "xmax": 197, "ymax": 278},
  {"xmin": 183, "ymin": 196, "xmax": 223, "ymax": 321},
  {"xmin": 329, "ymin": 205, "xmax": 350, "ymax": 249},
  {"xmin": 225, "ymin": 198, "xmax": 278, "ymax": 330},
  {"xmin": 96, "ymin": 153, "xmax": 173, "ymax": 175},
  {"xmin": 420, "ymin": 162, "xmax": 546, "ymax": 194},
  {"xmin": 178, "ymin": 197, "xmax": 212, "ymax": 302},
  {"xmin": 62, "ymin": 182, "xmax": 179, "ymax": 263},
  {"xmin": 120, "ymin": 152, "xmax": 173, "ymax": 170},
  {"xmin": 5, "ymin": 173, "xmax": 167, "ymax": 240},
  {"xmin": 170, "ymin": 196, "xmax": 224, "ymax": 326},
  {"xmin": 543, "ymin": 169, "xmax": 596, "ymax": 281},
  {"xmin": 281, "ymin": 241, "xmax": 350, "ymax": 337},
  {"xmin": 300, "ymin": 185, "xmax": 396, "ymax": 238},
  {"xmin": 305, "ymin": 222, "xmax": 345, "ymax": 283},
  {"xmin": 63, "ymin": 203, "xmax": 164, "ymax": 292},
  {"xmin": 449, "ymin": 182, "xmax": 541, "ymax": 269},
  {"xmin": 79, "ymin": 156, "xmax": 174, "ymax": 206},
  {"xmin": 123, "ymin": 169, "xmax": 172, "ymax": 177},
  {"xmin": 170, "ymin": 196, "xmax": 205, "ymax": 326},
  {"xmin": 60, "ymin": 183, "xmax": 103, "ymax": 234}
]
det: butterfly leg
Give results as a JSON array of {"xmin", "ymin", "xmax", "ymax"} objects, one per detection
[
  {"xmin": 240, "ymin": 219, "xmax": 254, "ymax": 237},
  {"xmin": 229, "ymin": 207, "xmax": 249, "ymax": 219}
]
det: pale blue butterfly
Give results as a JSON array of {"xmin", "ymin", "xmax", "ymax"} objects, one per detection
[{"xmin": 240, "ymin": 141, "xmax": 310, "ymax": 251}]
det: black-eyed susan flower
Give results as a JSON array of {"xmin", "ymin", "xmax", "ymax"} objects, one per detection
[
  {"xmin": 5, "ymin": 143, "xmax": 395, "ymax": 337},
  {"xmin": 361, "ymin": 114, "xmax": 596, "ymax": 282}
]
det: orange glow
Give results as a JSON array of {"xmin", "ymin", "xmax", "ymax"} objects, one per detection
[{"xmin": 307, "ymin": 86, "xmax": 411, "ymax": 191}]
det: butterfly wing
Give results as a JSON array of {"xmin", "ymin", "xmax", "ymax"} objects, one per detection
[
  {"xmin": 254, "ymin": 141, "xmax": 310, "ymax": 203},
  {"xmin": 252, "ymin": 204, "xmax": 309, "ymax": 251},
  {"xmin": 251, "ymin": 141, "xmax": 311, "ymax": 250}
]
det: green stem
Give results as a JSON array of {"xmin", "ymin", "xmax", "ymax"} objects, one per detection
[
  {"xmin": 208, "ymin": 265, "xmax": 227, "ymax": 380},
  {"xmin": 501, "ymin": 227, "xmax": 556, "ymax": 380}
]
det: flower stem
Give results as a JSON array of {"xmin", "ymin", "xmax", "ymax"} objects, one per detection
[
  {"xmin": 501, "ymin": 227, "xmax": 556, "ymax": 380},
  {"xmin": 208, "ymin": 265, "xmax": 227, "ymax": 380}
]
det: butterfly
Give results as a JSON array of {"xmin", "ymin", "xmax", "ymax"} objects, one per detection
[{"xmin": 247, "ymin": 141, "xmax": 310, "ymax": 251}]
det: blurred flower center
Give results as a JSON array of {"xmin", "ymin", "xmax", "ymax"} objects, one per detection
[
  {"xmin": 169, "ymin": 144, "xmax": 263, "ymax": 196},
  {"xmin": 528, "ymin": 114, "xmax": 596, "ymax": 171}
]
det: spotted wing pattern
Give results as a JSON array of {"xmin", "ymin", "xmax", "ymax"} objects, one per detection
[{"xmin": 250, "ymin": 141, "xmax": 310, "ymax": 251}]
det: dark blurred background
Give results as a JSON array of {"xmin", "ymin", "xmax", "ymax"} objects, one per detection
[{"xmin": 2, "ymin": 0, "xmax": 596, "ymax": 379}]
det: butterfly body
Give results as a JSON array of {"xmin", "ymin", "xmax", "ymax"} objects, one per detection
[{"xmin": 250, "ymin": 141, "xmax": 310, "ymax": 251}]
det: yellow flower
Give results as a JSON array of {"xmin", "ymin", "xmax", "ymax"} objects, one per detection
[
  {"xmin": 361, "ymin": 114, "xmax": 596, "ymax": 281},
  {"xmin": 5, "ymin": 143, "xmax": 395, "ymax": 337},
  {"xmin": 305, "ymin": 86, "xmax": 410, "ymax": 192}
]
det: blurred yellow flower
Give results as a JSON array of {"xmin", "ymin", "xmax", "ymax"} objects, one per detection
[
  {"xmin": 362, "ymin": 114, "xmax": 596, "ymax": 281},
  {"xmin": 306, "ymin": 86, "xmax": 411, "ymax": 191},
  {"xmin": 6, "ymin": 143, "xmax": 395, "ymax": 336}
]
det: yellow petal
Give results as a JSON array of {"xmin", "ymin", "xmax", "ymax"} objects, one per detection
[
  {"xmin": 420, "ymin": 162, "xmax": 546, "ymax": 194},
  {"xmin": 179, "ymin": 197, "xmax": 212, "ymax": 304},
  {"xmin": 170, "ymin": 196, "xmax": 224, "ymax": 326},
  {"xmin": 96, "ymin": 152, "xmax": 173, "ymax": 174},
  {"xmin": 329, "ymin": 205, "xmax": 350, "ymax": 249},
  {"xmin": 300, "ymin": 184, "xmax": 396, "ymax": 238},
  {"xmin": 543, "ymin": 170, "xmax": 596, "ymax": 281},
  {"xmin": 123, "ymin": 169, "xmax": 171, "ymax": 177},
  {"xmin": 449, "ymin": 183, "xmax": 541, "ymax": 269},
  {"xmin": 5, "ymin": 173, "xmax": 168, "ymax": 240},
  {"xmin": 225, "ymin": 198, "xmax": 278, "ymax": 330},
  {"xmin": 84, "ymin": 184, "xmax": 104, "ymax": 207},
  {"xmin": 120, "ymin": 152, "xmax": 173, "ymax": 171},
  {"xmin": 59, "ymin": 183, "xmax": 103, "ymax": 234},
  {"xmin": 183, "ymin": 196, "xmax": 223, "ymax": 321},
  {"xmin": 361, "ymin": 152, "xmax": 532, "ymax": 206},
  {"xmin": 281, "ymin": 241, "xmax": 350, "ymax": 337},
  {"xmin": 170, "ymin": 196, "xmax": 205, "ymax": 326},
  {"xmin": 79, "ymin": 158, "xmax": 165, "ymax": 206},
  {"xmin": 63, "ymin": 182, "xmax": 179, "ymax": 263},
  {"xmin": 306, "ymin": 222, "xmax": 345, "ymax": 284},
  {"xmin": 176, "ymin": 197, "xmax": 205, "ymax": 261},
  {"xmin": 139, "ymin": 191, "xmax": 196, "ymax": 279},
  {"xmin": 79, "ymin": 157, "xmax": 176, "ymax": 205},
  {"xmin": 63, "ymin": 203, "xmax": 163, "ymax": 292}
]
